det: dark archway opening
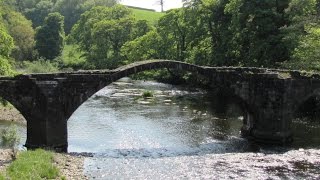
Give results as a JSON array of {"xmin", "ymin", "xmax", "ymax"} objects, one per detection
[
  {"xmin": 209, "ymin": 89, "xmax": 254, "ymax": 137},
  {"xmin": 292, "ymin": 95, "xmax": 320, "ymax": 148},
  {"xmin": 296, "ymin": 95, "xmax": 320, "ymax": 121}
]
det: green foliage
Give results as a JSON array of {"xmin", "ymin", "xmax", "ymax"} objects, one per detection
[
  {"xmin": 3, "ymin": 10, "xmax": 35, "ymax": 61},
  {"xmin": 18, "ymin": 59, "xmax": 59, "ymax": 73},
  {"xmin": 0, "ymin": 26, "xmax": 14, "ymax": 58},
  {"xmin": 142, "ymin": 90, "xmax": 154, "ymax": 98},
  {"xmin": 282, "ymin": 26, "xmax": 320, "ymax": 71},
  {"xmin": 60, "ymin": 44, "xmax": 86, "ymax": 70},
  {"xmin": 1, "ymin": 124, "xmax": 20, "ymax": 149},
  {"xmin": 121, "ymin": 30, "xmax": 164, "ymax": 62},
  {"xmin": 0, "ymin": 56, "xmax": 15, "ymax": 76},
  {"xmin": 71, "ymin": 5, "xmax": 147, "ymax": 69},
  {"xmin": 6, "ymin": 149, "xmax": 59, "ymax": 179},
  {"xmin": 35, "ymin": 12, "xmax": 65, "ymax": 60},
  {"xmin": 53, "ymin": 0, "xmax": 118, "ymax": 34},
  {"xmin": 24, "ymin": 0, "xmax": 54, "ymax": 28}
]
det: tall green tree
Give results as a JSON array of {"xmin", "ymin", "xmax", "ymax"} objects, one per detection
[
  {"xmin": 35, "ymin": 12, "xmax": 64, "ymax": 60},
  {"xmin": 24, "ymin": 0, "xmax": 54, "ymax": 28},
  {"xmin": 121, "ymin": 29, "xmax": 165, "ymax": 62},
  {"xmin": 0, "ymin": 14, "xmax": 15, "ymax": 76},
  {"xmin": 3, "ymin": 10, "xmax": 35, "ymax": 61},
  {"xmin": 71, "ymin": 5, "xmax": 144, "ymax": 69},
  {"xmin": 53, "ymin": 0, "xmax": 118, "ymax": 34}
]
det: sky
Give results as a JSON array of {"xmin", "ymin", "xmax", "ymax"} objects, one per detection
[{"xmin": 120, "ymin": 0, "xmax": 183, "ymax": 12}]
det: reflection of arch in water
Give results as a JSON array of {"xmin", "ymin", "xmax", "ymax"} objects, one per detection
[{"xmin": 209, "ymin": 89, "xmax": 256, "ymax": 138}]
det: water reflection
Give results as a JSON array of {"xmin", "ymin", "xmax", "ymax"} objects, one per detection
[{"xmin": 68, "ymin": 78, "xmax": 247, "ymax": 153}]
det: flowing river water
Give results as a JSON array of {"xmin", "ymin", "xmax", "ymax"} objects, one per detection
[{"xmin": 1, "ymin": 78, "xmax": 320, "ymax": 179}]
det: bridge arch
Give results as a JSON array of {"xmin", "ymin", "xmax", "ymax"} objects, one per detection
[
  {"xmin": 66, "ymin": 60, "xmax": 256, "ymax": 150},
  {"xmin": 64, "ymin": 60, "xmax": 212, "ymax": 120}
]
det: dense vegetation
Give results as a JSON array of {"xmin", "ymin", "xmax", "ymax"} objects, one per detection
[{"xmin": 0, "ymin": 0, "xmax": 319, "ymax": 75}]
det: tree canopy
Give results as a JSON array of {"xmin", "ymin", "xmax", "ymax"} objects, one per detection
[{"xmin": 35, "ymin": 12, "xmax": 64, "ymax": 60}]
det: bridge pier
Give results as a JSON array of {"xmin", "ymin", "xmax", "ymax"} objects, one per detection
[
  {"xmin": 25, "ymin": 114, "xmax": 68, "ymax": 152},
  {"xmin": 242, "ymin": 77, "xmax": 294, "ymax": 144},
  {"xmin": 23, "ymin": 80, "xmax": 68, "ymax": 152}
]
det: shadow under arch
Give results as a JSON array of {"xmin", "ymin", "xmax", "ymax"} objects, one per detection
[
  {"xmin": 295, "ymin": 91, "xmax": 320, "ymax": 121},
  {"xmin": 209, "ymin": 88, "xmax": 256, "ymax": 138},
  {"xmin": 289, "ymin": 91, "xmax": 320, "ymax": 148}
]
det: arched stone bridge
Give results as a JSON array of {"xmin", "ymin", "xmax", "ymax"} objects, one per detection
[{"xmin": 1, "ymin": 60, "xmax": 320, "ymax": 152}]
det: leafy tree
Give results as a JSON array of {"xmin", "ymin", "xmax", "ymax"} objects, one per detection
[
  {"xmin": 283, "ymin": 26, "xmax": 320, "ymax": 70},
  {"xmin": 121, "ymin": 30, "xmax": 165, "ymax": 62},
  {"xmin": 282, "ymin": 0, "xmax": 319, "ymax": 56},
  {"xmin": 0, "ymin": 26, "xmax": 15, "ymax": 76},
  {"xmin": 0, "ymin": 27, "xmax": 14, "ymax": 58},
  {"xmin": 53, "ymin": 0, "xmax": 118, "ymax": 34},
  {"xmin": 71, "ymin": 5, "xmax": 142, "ymax": 69},
  {"xmin": 223, "ymin": 0, "xmax": 291, "ymax": 67},
  {"xmin": 35, "ymin": 12, "xmax": 64, "ymax": 60},
  {"xmin": 52, "ymin": 0, "xmax": 86, "ymax": 34},
  {"xmin": 157, "ymin": 8, "xmax": 198, "ymax": 61},
  {"xmin": 132, "ymin": 20, "xmax": 152, "ymax": 38},
  {"xmin": 3, "ymin": 10, "xmax": 35, "ymax": 61},
  {"xmin": 24, "ymin": 0, "xmax": 54, "ymax": 28}
]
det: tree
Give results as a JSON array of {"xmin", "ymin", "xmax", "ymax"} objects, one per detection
[
  {"xmin": 35, "ymin": 12, "xmax": 65, "ymax": 60},
  {"xmin": 53, "ymin": 0, "xmax": 119, "ymax": 34},
  {"xmin": 71, "ymin": 5, "xmax": 141, "ymax": 69},
  {"xmin": 4, "ymin": 10, "xmax": 35, "ymax": 61},
  {"xmin": 121, "ymin": 30, "xmax": 165, "ymax": 62},
  {"xmin": 283, "ymin": 26, "xmax": 320, "ymax": 70},
  {"xmin": 24, "ymin": 0, "xmax": 54, "ymax": 28},
  {"xmin": 0, "ymin": 27, "xmax": 14, "ymax": 58},
  {"xmin": 157, "ymin": 8, "xmax": 201, "ymax": 61},
  {"xmin": 224, "ymin": 0, "xmax": 291, "ymax": 67},
  {"xmin": 0, "ymin": 20, "xmax": 15, "ymax": 76}
]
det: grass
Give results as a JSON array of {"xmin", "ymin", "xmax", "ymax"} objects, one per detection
[
  {"xmin": 4, "ymin": 149, "xmax": 59, "ymax": 179},
  {"xmin": 130, "ymin": 8, "xmax": 164, "ymax": 24}
]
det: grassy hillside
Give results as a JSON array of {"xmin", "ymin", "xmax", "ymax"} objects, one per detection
[{"xmin": 130, "ymin": 8, "xmax": 164, "ymax": 24}]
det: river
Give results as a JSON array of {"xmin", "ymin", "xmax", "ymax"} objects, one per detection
[{"xmin": 1, "ymin": 78, "xmax": 320, "ymax": 179}]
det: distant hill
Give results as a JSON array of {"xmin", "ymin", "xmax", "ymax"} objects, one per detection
[{"xmin": 129, "ymin": 7, "xmax": 164, "ymax": 25}]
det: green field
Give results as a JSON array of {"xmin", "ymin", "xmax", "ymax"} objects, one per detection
[{"xmin": 130, "ymin": 8, "xmax": 164, "ymax": 24}]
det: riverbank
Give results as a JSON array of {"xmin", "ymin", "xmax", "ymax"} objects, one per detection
[
  {"xmin": 0, "ymin": 106, "xmax": 25, "ymax": 124},
  {"xmin": 0, "ymin": 149, "xmax": 87, "ymax": 179}
]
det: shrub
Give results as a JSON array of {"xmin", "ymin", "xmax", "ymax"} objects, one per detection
[
  {"xmin": 1, "ymin": 125, "xmax": 20, "ymax": 149},
  {"xmin": 18, "ymin": 59, "xmax": 59, "ymax": 73},
  {"xmin": 142, "ymin": 90, "xmax": 154, "ymax": 98}
]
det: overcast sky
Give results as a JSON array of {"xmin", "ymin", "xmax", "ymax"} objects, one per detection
[{"xmin": 120, "ymin": 0, "xmax": 183, "ymax": 12}]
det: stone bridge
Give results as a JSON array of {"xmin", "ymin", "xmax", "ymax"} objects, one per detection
[{"xmin": 0, "ymin": 60, "xmax": 320, "ymax": 152}]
